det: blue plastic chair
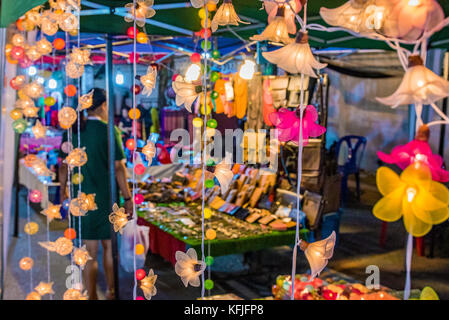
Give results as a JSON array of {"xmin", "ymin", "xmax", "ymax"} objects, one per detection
[{"xmin": 336, "ymin": 135, "xmax": 367, "ymax": 203}]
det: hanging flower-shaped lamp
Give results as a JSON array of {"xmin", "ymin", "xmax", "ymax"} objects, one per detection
[
  {"xmin": 11, "ymin": 33, "xmax": 25, "ymax": 47},
  {"xmin": 142, "ymin": 141, "xmax": 156, "ymax": 161},
  {"xmin": 269, "ymin": 105, "xmax": 326, "ymax": 146},
  {"xmin": 25, "ymin": 45, "xmax": 42, "ymax": 61},
  {"xmin": 124, "ymin": 0, "xmax": 156, "ymax": 27},
  {"xmin": 175, "ymin": 248, "xmax": 206, "ymax": 287},
  {"xmin": 206, "ymin": 154, "xmax": 234, "ymax": 194},
  {"xmin": 32, "ymin": 120, "xmax": 46, "ymax": 139},
  {"xmin": 63, "ymin": 289, "xmax": 88, "ymax": 300},
  {"xmin": 41, "ymin": 203, "xmax": 62, "ymax": 222},
  {"xmin": 299, "ymin": 231, "xmax": 336, "ymax": 279},
  {"xmin": 250, "ymin": 4, "xmax": 293, "ymax": 45},
  {"xmin": 23, "ymin": 82, "xmax": 44, "ymax": 99},
  {"xmin": 377, "ymin": 55, "xmax": 449, "ymax": 108},
  {"xmin": 140, "ymin": 269, "xmax": 157, "ymax": 300},
  {"xmin": 383, "ymin": 0, "xmax": 444, "ymax": 41},
  {"xmin": 58, "ymin": 11, "xmax": 79, "ymax": 32},
  {"xmin": 263, "ymin": 32, "xmax": 327, "ymax": 77},
  {"xmin": 39, "ymin": 237, "xmax": 73, "ymax": 256},
  {"xmin": 65, "ymin": 147, "xmax": 88, "ymax": 168},
  {"xmin": 34, "ymin": 282, "xmax": 54, "ymax": 296},
  {"xmin": 109, "ymin": 203, "xmax": 130, "ymax": 234},
  {"xmin": 172, "ymin": 75, "xmax": 201, "ymax": 113},
  {"xmin": 77, "ymin": 90, "xmax": 94, "ymax": 111},
  {"xmin": 378, "ymin": 125, "xmax": 449, "ymax": 182},
  {"xmin": 140, "ymin": 66, "xmax": 157, "ymax": 96},
  {"xmin": 373, "ymin": 162, "xmax": 449, "ymax": 237},
  {"xmin": 70, "ymin": 48, "xmax": 91, "ymax": 66},
  {"xmin": 36, "ymin": 37, "xmax": 53, "ymax": 55},
  {"xmin": 264, "ymin": 0, "xmax": 302, "ymax": 34},
  {"xmin": 211, "ymin": 0, "xmax": 249, "ymax": 32},
  {"xmin": 73, "ymin": 245, "xmax": 92, "ymax": 269}
]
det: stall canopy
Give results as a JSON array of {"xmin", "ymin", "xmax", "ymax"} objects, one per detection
[{"xmin": 1, "ymin": 0, "xmax": 449, "ymax": 51}]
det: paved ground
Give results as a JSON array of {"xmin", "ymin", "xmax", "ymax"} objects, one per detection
[{"xmin": 3, "ymin": 174, "xmax": 449, "ymax": 300}]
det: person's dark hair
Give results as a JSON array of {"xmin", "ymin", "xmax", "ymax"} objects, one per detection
[{"xmin": 73, "ymin": 88, "xmax": 107, "ymax": 133}]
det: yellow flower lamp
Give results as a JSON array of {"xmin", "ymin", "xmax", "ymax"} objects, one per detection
[{"xmin": 373, "ymin": 162, "xmax": 449, "ymax": 237}]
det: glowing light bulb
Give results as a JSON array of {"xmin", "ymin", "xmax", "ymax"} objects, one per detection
[
  {"xmin": 48, "ymin": 78, "xmax": 57, "ymax": 89},
  {"xmin": 417, "ymin": 80, "xmax": 424, "ymax": 87},
  {"xmin": 37, "ymin": 77, "xmax": 44, "ymax": 85},
  {"xmin": 408, "ymin": 0, "xmax": 420, "ymax": 6},
  {"xmin": 185, "ymin": 64, "xmax": 201, "ymax": 82},
  {"xmin": 115, "ymin": 72, "xmax": 124, "ymax": 85},
  {"xmin": 239, "ymin": 59, "xmax": 256, "ymax": 80},
  {"xmin": 406, "ymin": 187, "xmax": 417, "ymax": 203},
  {"xmin": 28, "ymin": 66, "xmax": 37, "ymax": 76},
  {"xmin": 415, "ymin": 153, "xmax": 426, "ymax": 162}
]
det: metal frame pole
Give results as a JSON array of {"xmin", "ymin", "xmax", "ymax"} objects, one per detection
[
  {"xmin": 105, "ymin": 33, "xmax": 120, "ymax": 300},
  {"xmin": 438, "ymin": 51, "xmax": 448, "ymax": 157}
]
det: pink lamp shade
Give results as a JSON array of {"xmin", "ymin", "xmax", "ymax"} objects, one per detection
[
  {"xmin": 377, "ymin": 139, "xmax": 449, "ymax": 182},
  {"xmin": 268, "ymin": 105, "xmax": 326, "ymax": 146}
]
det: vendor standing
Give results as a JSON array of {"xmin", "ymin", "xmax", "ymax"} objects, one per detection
[{"xmin": 59, "ymin": 88, "xmax": 133, "ymax": 300}]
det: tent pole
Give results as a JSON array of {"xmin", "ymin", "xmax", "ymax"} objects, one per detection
[
  {"xmin": 105, "ymin": 33, "xmax": 120, "ymax": 300},
  {"xmin": 12, "ymin": 133, "xmax": 20, "ymax": 238}
]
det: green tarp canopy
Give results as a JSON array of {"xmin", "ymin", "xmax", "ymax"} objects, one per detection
[{"xmin": 1, "ymin": 0, "xmax": 449, "ymax": 50}]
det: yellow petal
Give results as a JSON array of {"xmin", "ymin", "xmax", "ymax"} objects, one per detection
[
  {"xmin": 412, "ymin": 205, "xmax": 449, "ymax": 225},
  {"xmin": 376, "ymin": 167, "xmax": 404, "ymax": 196},
  {"xmin": 402, "ymin": 197, "xmax": 432, "ymax": 237},
  {"xmin": 401, "ymin": 162, "xmax": 431, "ymax": 189},
  {"xmin": 420, "ymin": 287, "xmax": 439, "ymax": 300},
  {"xmin": 373, "ymin": 187, "xmax": 405, "ymax": 222},
  {"xmin": 429, "ymin": 181, "xmax": 449, "ymax": 206},
  {"xmin": 415, "ymin": 186, "xmax": 447, "ymax": 211}
]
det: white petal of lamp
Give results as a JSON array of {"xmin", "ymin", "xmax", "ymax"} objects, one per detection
[
  {"xmin": 213, "ymin": 155, "xmax": 234, "ymax": 194},
  {"xmin": 141, "ymin": 66, "xmax": 157, "ymax": 96},
  {"xmin": 377, "ymin": 55, "xmax": 449, "ymax": 108},
  {"xmin": 251, "ymin": 4, "xmax": 293, "ymax": 45},
  {"xmin": 300, "ymin": 231, "xmax": 337, "ymax": 279},
  {"xmin": 172, "ymin": 75, "xmax": 201, "ymax": 113},
  {"xmin": 320, "ymin": 0, "xmax": 368, "ymax": 34},
  {"xmin": 262, "ymin": 32, "xmax": 327, "ymax": 77},
  {"xmin": 211, "ymin": 0, "xmax": 249, "ymax": 32}
]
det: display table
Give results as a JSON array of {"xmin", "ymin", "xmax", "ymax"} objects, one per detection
[
  {"xmin": 137, "ymin": 213, "xmax": 299, "ymax": 265},
  {"xmin": 18, "ymin": 159, "xmax": 59, "ymax": 208}
]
